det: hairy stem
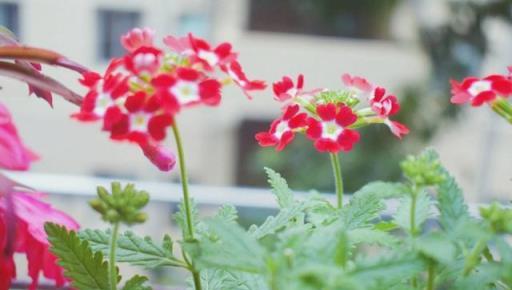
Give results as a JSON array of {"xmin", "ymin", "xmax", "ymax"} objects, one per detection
[
  {"xmin": 171, "ymin": 122, "xmax": 202, "ymax": 290},
  {"xmin": 427, "ymin": 262, "xmax": 435, "ymax": 290},
  {"xmin": 329, "ymin": 153, "xmax": 344, "ymax": 209},
  {"xmin": 410, "ymin": 189, "xmax": 418, "ymax": 236},
  {"xmin": 109, "ymin": 222, "xmax": 120, "ymax": 290}
]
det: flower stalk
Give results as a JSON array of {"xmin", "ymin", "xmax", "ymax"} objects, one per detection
[
  {"xmin": 171, "ymin": 121, "xmax": 202, "ymax": 290},
  {"xmin": 329, "ymin": 153, "xmax": 344, "ymax": 209},
  {"xmin": 108, "ymin": 222, "xmax": 120, "ymax": 290}
]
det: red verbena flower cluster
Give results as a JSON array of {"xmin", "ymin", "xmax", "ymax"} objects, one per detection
[
  {"xmin": 450, "ymin": 67, "xmax": 512, "ymax": 124},
  {"xmin": 73, "ymin": 28, "xmax": 266, "ymax": 171},
  {"xmin": 256, "ymin": 74, "xmax": 409, "ymax": 153}
]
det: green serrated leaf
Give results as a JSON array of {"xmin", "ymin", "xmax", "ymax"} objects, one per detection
[
  {"xmin": 122, "ymin": 275, "xmax": 152, "ymax": 290},
  {"xmin": 79, "ymin": 229, "xmax": 185, "ymax": 268},
  {"xmin": 350, "ymin": 252, "xmax": 424, "ymax": 289},
  {"xmin": 249, "ymin": 202, "xmax": 306, "ymax": 239},
  {"xmin": 353, "ymin": 181, "xmax": 408, "ymax": 199},
  {"xmin": 416, "ymin": 233, "xmax": 456, "ymax": 264},
  {"xmin": 45, "ymin": 223, "xmax": 111, "ymax": 290},
  {"xmin": 340, "ymin": 192, "xmax": 385, "ymax": 230},
  {"xmin": 264, "ymin": 167, "xmax": 294, "ymax": 208},
  {"xmin": 175, "ymin": 198, "xmax": 200, "ymax": 236},
  {"xmin": 190, "ymin": 220, "xmax": 266, "ymax": 273},
  {"xmin": 393, "ymin": 190, "xmax": 434, "ymax": 234},
  {"xmin": 437, "ymin": 165, "xmax": 469, "ymax": 231},
  {"xmin": 348, "ymin": 228, "xmax": 398, "ymax": 247},
  {"xmin": 215, "ymin": 204, "xmax": 238, "ymax": 224}
]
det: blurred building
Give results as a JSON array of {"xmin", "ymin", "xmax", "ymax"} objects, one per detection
[{"xmin": 0, "ymin": 0, "xmax": 510, "ymax": 201}]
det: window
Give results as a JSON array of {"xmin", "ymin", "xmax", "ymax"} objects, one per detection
[
  {"xmin": 0, "ymin": 3, "xmax": 19, "ymax": 36},
  {"xmin": 98, "ymin": 9, "xmax": 141, "ymax": 60},
  {"xmin": 178, "ymin": 13, "xmax": 210, "ymax": 38},
  {"xmin": 247, "ymin": 0, "xmax": 399, "ymax": 40}
]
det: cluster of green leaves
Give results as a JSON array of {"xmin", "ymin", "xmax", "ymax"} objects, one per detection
[{"xmin": 46, "ymin": 150, "xmax": 512, "ymax": 290}]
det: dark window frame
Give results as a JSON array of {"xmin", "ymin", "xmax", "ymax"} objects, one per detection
[
  {"xmin": 97, "ymin": 9, "xmax": 141, "ymax": 61},
  {"xmin": 0, "ymin": 2, "xmax": 20, "ymax": 37}
]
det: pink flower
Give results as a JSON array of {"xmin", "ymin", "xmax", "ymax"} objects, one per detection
[
  {"xmin": 163, "ymin": 35, "xmax": 192, "ymax": 54},
  {"xmin": 124, "ymin": 46, "xmax": 163, "ymax": 76},
  {"xmin": 0, "ymin": 102, "xmax": 38, "ymax": 171},
  {"xmin": 450, "ymin": 75, "xmax": 512, "ymax": 107},
  {"xmin": 221, "ymin": 61, "xmax": 266, "ymax": 99},
  {"xmin": 121, "ymin": 27, "xmax": 155, "ymax": 52},
  {"xmin": 0, "ymin": 186, "xmax": 79, "ymax": 290},
  {"xmin": 385, "ymin": 120, "xmax": 409, "ymax": 139},
  {"xmin": 255, "ymin": 104, "xmax": 307, "ymax": 151},
  {"xmin": 342, "ymin": 73, "xmax": 373, "ymax": 98},
  {"xmin": 306, "ymin": 103, "xmax": 360, "ymax": 153},
  {"xmin": 370, "ymin": 87, "xmax": 400, "ymax": 117}
]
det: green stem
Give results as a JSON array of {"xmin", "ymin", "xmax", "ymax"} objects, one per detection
[
  {"xmin": 109, "ymin": 222, "xmax": 120, "ymax": 290},
  {"xmin": 329, "ymin": 153, "xmax": 344, "ymax": 209},
  {"xmin": 427, "ymin": 262, "xmax": 435, "ymax": 290},
  {"xmin": 410, "ymin": 189, "xmax": 418, "ymax": 236},
  {"xmin": 491, "ymin": 98, "xmax": 512, "ymax": 124},
  {"xmin": 171, "ymin": 122, "xmax": 202, "ymax": 290},
  {"xmin": 463, "ymin": 239, "xmax": 488, "ymax": 276}
]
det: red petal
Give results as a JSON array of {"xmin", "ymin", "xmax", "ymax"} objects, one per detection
[
  {"xmin": 124, "ymin": 92, "xmax": 146, "ymax": 112},
  {"xmin": 314, "ymin": 139, "xmax": 340, "ymax": 153},
  {"xmin": 199, "ymin": 79, "xmax": 221, "ymax": 106},
  {"xmin": 335, "ymin": 105, "xmax": 357, "ymax": 127},
  {"xmin": 337, "ymin": 129, "xmax": 360, "ymax": 152},
  {"xmin": 276, "ymin": 131, "xmax": 294, "ymax": 151},
  {"xmin": 306, "ymin": 118, "xmax": 322, "ymax": 139},
  {"xmin": 282, "ymin": 104, "xmax": 299, "ymax": 120},
  {"xmin": 255, "ymin": 132, "xmax": 278, "ymax": 147},
  {"xmin": 148, "ymin": 114, "xmax": 173, "ymax": 141},
  {"xmin": 471, "ymin": 91, "xmax": 495, "ymax": 107},
  {"xmin": 316, "ymin": 103, "xmax": 337, "ymax": 121}
]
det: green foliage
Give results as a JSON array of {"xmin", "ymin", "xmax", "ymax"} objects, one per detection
[
  {"xmin": 68, "ymin": 150, "xmax": 512, "ymax": 290},
  {"xmin": 79, "ymin": 229, "xmax": 186, "ymax": 268},
  {"xmin": 45, "ymin": 223, "xmax": 112, "ymax": 290},
  {"xmin": 89, "ymin": 182, "xmax": 149, "ymax": 225},
  {"xmin": 122, "ymin": 276, "xmax": 152, "ymax": 290}
]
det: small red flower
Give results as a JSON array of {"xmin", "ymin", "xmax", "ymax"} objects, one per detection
[
  {"xmin": 342, "ymin": 73, "xmax": 373, "ymax": 97},
  {"xmin": 108, "ymin": 91, "xmax": 173, "ymax": 144},
  {"xmin": 370, "ymin": 87, "xmax": 400, "ymax": 117},
  {"xmin": 306, "ymin": 103, "xmax": 360, "ymax": 153},
  {"xmin": 152, "ymin": 67, "xmax": 221, "ymax": 113},
  {"xmin": 121, "ymin": 27, "xmax": 155, "ymax": 52},
  {"xmin": 188, "ymin": 33, "xmax": 237, "ymax": 69},
  {"xmin": 450, "ymin": 75, "xmax": 512, "ymax": 107},
  {"xmin": 124, "ymin": 46, "xmax": 163, "ymax": 76},
  {"xmin": 72, "ymin": 71, "xmax": 129, "ymax": 121},
  {"xmin": 255, "ymin": 104, "xmax": 307, "ymax": 151},
  {"xmin": 273, "ymin": 75, "xmax": 304, "ymax": 102},
  {"xmin": 139, "ymin": 140, "xmax": 176, "ymax": 171},
  {"xmin": 221, "ymin": 61, "xmax": 266, "ymax": 99}
]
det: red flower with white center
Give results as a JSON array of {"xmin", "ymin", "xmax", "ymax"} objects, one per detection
[
  {"xmin": 124, "ymin": 46, "xmax": 162, "ymax": 76},
  {"xmin": 370, "ymin": 87, "xmax": 400, "ymax": 117},
  {"xmin": 306, "ymin": 103, "xmax": 360, "ymax": 153},
  {"xmin": 342, "ymin": 73, "xmax": 373, "ymax": 98},
  {"xmin": 221, "ymin": 61, "xmax": 266, "ymax": 99},
  {"xmin": 385, "ymin": 119, "xmax": 409, "ymax": 139},
  {"xmin": 121, "ymin": 27, "xmax": 155, "ymax": 52},
  {"xmin": 163, "ymin": 35, "xmax": 192, "ymax": 55},
  {"xmin": 152, "ymin": 67, "xmax": 221, "ymax": 113},
  {"xmin": 255, "ymin": 104, "xmax": 308, "ymax": 151},
  {"xmin": 188, "ymin": 33, "xmax": 237, "ymax": 69},
  {"xmin": 450, "ymin": 75, "xmax": 512, "ymax": 107},
  {"xmin": 273, "ymin": 74, "xmax": 304, "ymax": 102},
  {"xmin": 72, "ymin": 71, "xmax": 129, "ymax": 121},
  {"xmin": 108, "ymin": 91, "xmax": 173, "ymax": 144}
]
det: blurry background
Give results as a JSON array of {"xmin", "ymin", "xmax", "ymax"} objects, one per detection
[{"xmin": 1, "ymin": 0, "xmax": 512, "ymax": 287}]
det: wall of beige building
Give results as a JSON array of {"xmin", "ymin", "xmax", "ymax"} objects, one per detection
[{"xmin": 4, "ymin": 0, "xmax": 511, "ymax": 202}]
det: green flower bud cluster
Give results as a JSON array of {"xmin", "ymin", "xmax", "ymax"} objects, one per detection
[
  {"xmin": 400, "ymin": 150, "xmax": 445, "ymax": 187},
  {"xmin": 89, "ymin": 182, "xmax": 150, "ymax": 225},
  {"xmin": 317, "ymin": 90, "xmax": 360, "ymax": 107},
  {"xmin": 480, "ymin": 203, "xmax": 512, "ymax": 234}
]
